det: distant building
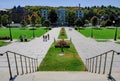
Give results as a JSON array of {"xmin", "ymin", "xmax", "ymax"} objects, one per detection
[
  {"xmin": 40, "ymin": 7, "xmax": 84, "ymax": 26},
  {"xmin": 75, "ymin": 10, "xmax": 84, "ymax": 18},
  {"xmin": 75, "ymin": 3, "xmax": 84, "ymax": 18},
  {"xmin": 56, "ymin": 8, "xmax": 67, "ymax": 26},
  {"xmin": 0, "ymin": 9, "xmax": 8, "ymax": 15},
  {"xmin": 41, "ymin": 9, "xmax": 48, "ymax": 20},
  {"xmin": 11, "ymin": 6, "xmax": 28, "ymax": 23}
]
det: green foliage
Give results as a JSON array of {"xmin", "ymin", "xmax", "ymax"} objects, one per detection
[
  {"xmin": 58, "ymin": 28, "xmax": 67, "ymax": 39},
  {"xmin": 91, "ymin": 16, "xmax": 98, "ymax": 26},
  {"xmin": 66, "ymin": 11, "xmax": 75, "ymax": 26},
  {"xmin": 20, "ymin": 20, "xmax": 27, "ymax": 27},
  {"xmin": 0, "ymin": 28, "xmax": 47, "ymax": 39},
  {"xmin": 0, "ymin": 40, "xmax": 10, "ymax": 47},
  {"xmin": 100, "ymin": 20, "xmax": 106, "ymax": 27},
  {"xmin": 96, "ymin": 39, "xmax": 108, "ymax": 42},
  {"xmin": 78, "ymin": 27, "xmax": 120, "ymax": 39},
  {"xmin": 1, "ymin": 14, "xmax": 9, "ymax": 26},
  {"xmin": 105, "ymin": 20, "xmax": 112, "ymax": 26},
  {"xmin": 0, "ymin": 15, "xmax": 1, "ymax": 27},
  {"xmin": 48, "ymin": 9, "xmax": 58, "ymax": 24},
  {"xmin": 31, "ymin": 12, "xmax": 41, "ymax": 26},
  {"xmin": 115, "ymin": 42, "xmax": 120, "ymax": 44},
  {"xmin": 85, "ymin": 19, "xmax": 89, "ymax": 24},
  {"xmin": 43, "ymin": 20, "xmax": 50, "ymax": 27},
  {"xmin": 74, "ymin": 18, "xmax": 84, "ymax": 27},
  {"xmin": 38, "ymin": 42, "xmax": 85, "ymax": 71}
]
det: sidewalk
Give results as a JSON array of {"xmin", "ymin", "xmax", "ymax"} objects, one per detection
[
  {"xmin": 0, "ymin": 28, "xmax": 60, "ymax": 81},
  {"xmin": 65, "ymin": 27, "xmax": 120, "ymax": 73}
]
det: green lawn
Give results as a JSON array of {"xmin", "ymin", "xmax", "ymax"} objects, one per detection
[
  {"xmin": 38, "ymin": 42, "xmax": 85, "ymax": 71},
  {"xmin": 58, "ymin": 28, "xmax": 68, "ymax": 39},
  {"xmin": 116, "ymin": 42, "xmax": 120, "ymax": 44},
  {"xmin": 96, "ymin": 39, "xmax": 108, "ymax": 42},
  {"xmin": 0, "ymin": 28, "xmax": 47, "ymax": 39},
  {"xmin": 0, "ymin": 40, "xmax": 10, "ymax": 47},
  {"xmin": 78, "ymin": 27, "xmax": 120, "ymax": 39}
]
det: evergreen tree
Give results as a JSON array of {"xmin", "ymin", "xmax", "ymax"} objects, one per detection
[{"xmin": 48, "ymin": 9, "xmax": 58, "ymax": 25}]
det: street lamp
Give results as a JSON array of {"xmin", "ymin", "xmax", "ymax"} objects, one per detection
[
  {"xmin": 0, "ymin": 14, "xmax": 2, "ymax": 27},
  {"xmin": 32, "ymin": 25, "xmax": 35, "ymax": 38},
  {"xmin": 113, "ymin": 21, "xmax": 117, "ymax": 41},
  {"xmin": 8, "ymin": 16, "xmax": 13, "ymax": 41},
  {"xmin": 91, "ymin": 27, "xmax": 93, "ymax": 38}
]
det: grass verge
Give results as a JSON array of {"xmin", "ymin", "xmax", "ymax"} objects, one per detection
[
  {"xmin": 78, "ymin": 27, "xmax": 120, "ymax": 39},
  {"xmin": 96, "ymin": 39, "xmax": 108, "ymax": 42},
  {"xmin": 58, "ymin": 28, "xmax": 67, "ymax": 39},
  {"xmin": 0, "ymin": 40, "xmax": 10, "ymax": 47},
  {"xmin": 0, "ymin": 28, "xmax": 47, "ymax": 39},
  {"xmin": 115, "ymin": 42, "xmax": 120, "ymax": 44},
  {"xmin": 38, "ymin": 41, "xmax": 85, "ymax": 71}
]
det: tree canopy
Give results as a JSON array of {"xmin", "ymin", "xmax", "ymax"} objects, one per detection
[{"xmin": 48, "ymin": 9, "xmax": 58, "ymax": 25}]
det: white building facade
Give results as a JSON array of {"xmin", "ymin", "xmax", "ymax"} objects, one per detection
[
  {"xmin": 41, "ymin": 9, "xmax": 48, "ymax": 20},
  {"xmin": 56, "ymin": 8, "xmax": 67, "ymax": 26},
  {"xmin": 75, "ymin": 10, "xmax": 84, "ymax": 18},
  {"xmin": 40, "ymin": 8, "xmax": 84, "ymax": 26}
]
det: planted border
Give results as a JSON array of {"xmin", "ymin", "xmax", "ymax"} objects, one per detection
[
  {"xmin": 58, "ymin": 28, "xmax": 67, "ymax": 39},
  {"xmin": 38, "ymin": 41, "xmax": 85, "ymax": 71}
]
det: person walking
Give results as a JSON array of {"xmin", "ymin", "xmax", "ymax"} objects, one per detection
[
  {"xmin": 47, "ymin": 34, "xmax": 49, "ymax": 40},
  {"xmin": 43, "ymin": 35, "xmax": 45, "ymax": 41}
]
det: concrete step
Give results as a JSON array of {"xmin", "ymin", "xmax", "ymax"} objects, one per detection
[{"xmin": 15, "ymin": 71, "xmax": 109, "ymax": 81}]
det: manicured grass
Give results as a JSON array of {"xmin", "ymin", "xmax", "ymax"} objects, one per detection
[
  {"xmin": 58, "ymin": 28, "xmax": 67, "ymax": 39},
  {"xmin": 0, "ymin": 40, "xmax": 10, "ymax": 47},
  {"xmin": 0, "ymin": 28, "xmax": 47, "ymax": 39},
  {"xmin": 115, "ymin": 42, "xmax": 120, "ymax": 44},
  {"xmin": 96, "ymin": 39, "xmax": 108, "ymax": 42},
  {"xmin": 38, "ymin": 41, "xmax": 85, "ymax": 71},
  {"xmin": 78, "ymin": 27, "xmax": 120, "ymax": 39}
]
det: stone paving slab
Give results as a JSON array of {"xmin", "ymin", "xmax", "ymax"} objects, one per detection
[
  {"xmin": 15, "ymin": 71, "xmax": 108, "ymax": 81},
  {"xmin": 0, "ymin": 28, "xmax": 60, "ymax": 81},
  {"xmin": 65, "ymin": 27, "xmax": 120, "ymax": 74}
]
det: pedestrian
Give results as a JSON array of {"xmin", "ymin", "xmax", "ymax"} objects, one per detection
[
  {"xmin": 45, "ymin": 35, "xmax": 47, "ymax": 42},
  {"xmin": 47, "ymin": 34, "xmax": 49, "ymax": 40},
  {"xmin": 43, "ymin": 35, "xmax": 45, "ymax": 41}
]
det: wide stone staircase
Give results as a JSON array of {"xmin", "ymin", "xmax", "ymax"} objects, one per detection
[
  {"xmin": 15, "ymin": 71, "xmax": 108, "ymax": 81},
  {"xmin": 0, "ymin": 27, "xmax": 120, "ymax": 81},
  {"xmin": 0, "ymin": 50, "xmax": 120, "ymax": 81}
]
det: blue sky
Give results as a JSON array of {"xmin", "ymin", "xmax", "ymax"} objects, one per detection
[{"xmin": 0, "ymin": 0, "xmax": 120, "ymax": 9}]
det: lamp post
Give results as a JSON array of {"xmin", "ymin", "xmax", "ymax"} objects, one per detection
[
  {"xmin": 8, "ymin": 16, "xmax": 13, "ymax": 41},
  {"xmin": 113, "ymin": 21, "xmax": 117, "ymax": 41},
  {"xmin": 0, "ymin": 14, "xmax": 2, "ymax": 27},
  {"xmin": 91, "ymin": 27, "xmax": 93, "ymax": 38},
  {"xmin": 32, "ymin": 24, "xmax": 35, "ymax": 38}
]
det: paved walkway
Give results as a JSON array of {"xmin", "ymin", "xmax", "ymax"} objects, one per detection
[
  {"xmin": 0, "ymin": 28, "xmax": 60, "ymax": 81},
  {"xmin": 65, "ymin": 27, "xmax": 120, "ymax": 73},
  {"xmin": 0, "ymin": 27, "xmax": 120, "ymax": 81}
]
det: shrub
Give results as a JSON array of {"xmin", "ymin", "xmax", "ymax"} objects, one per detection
[
  {"xmin": 55, "ymin": 39, "xmax": 70, "ymax": 48},
  {"xmin": 0, "ymin": 36, "xmax": 10, "ymax": 40},
  {"xmin": 60, "ymin": 28, "xmax": 65, "ymax": 35}
]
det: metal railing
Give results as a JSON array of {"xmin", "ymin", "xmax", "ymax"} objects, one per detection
[
  {"xmin": 86, "ymin": 50, "xmax": 120, "ymax": 78},
  {"xmin": 0, "ymin": 51, "xmax": 38, "ymax": 80}
]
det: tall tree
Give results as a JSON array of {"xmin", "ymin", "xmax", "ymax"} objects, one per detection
[
  {"xmin": 43, "ymin": 20, "xmax": 50, "ymax": 27},
  {"xmin": 1, "ymin": 14, "xmax": 9, "ymax": 26},
  {"xmin": 31, "ymin": 12, "xmax": 41, "ymax": 26},
  {"xmin": 48, "ymin": 9, "xmax": 58, "ymax": 25},
  {"xmin": 66, "ymin": 11, "xmax": 75, "ymax": 26},
  {"xmin": 74, "ymin": 18, "xmax": 84, "ymax": 27},
  {"xmin": 20, "ymin": 20, "xmax": 27, "ymax": 27},
  {"xmin": 0, "ymin": 15, "xmax": 2, "ymax": 27},
  {"xmin": 91, "ymin": 16, "xmax": 98, "ymax": 27}
]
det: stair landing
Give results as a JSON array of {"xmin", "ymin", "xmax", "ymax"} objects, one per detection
[{"xmin": 15, "ymin": 71, "xmax": 108, "ymax": 81}]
